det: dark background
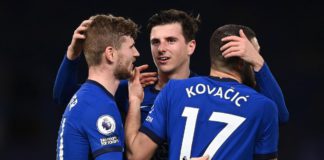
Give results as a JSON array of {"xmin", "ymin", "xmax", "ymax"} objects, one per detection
[{"xmin": 0, "ymin": 0, "xmax": 323, "ymax": 159}]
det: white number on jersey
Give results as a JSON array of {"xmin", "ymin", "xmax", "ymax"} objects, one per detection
[{"xmin": 180, "ymin": 106, "xmax": 246, "ymax": 159}]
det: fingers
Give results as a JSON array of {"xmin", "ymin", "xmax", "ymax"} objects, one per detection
[
  {"xmin": 73, "ymin": 33, "xmax": 86, "ymax": 40},
  {"xmin": 190, "ymin": 155, "xmax": 209, "ymax": 160},
  {"xmin": 136, "ymin": 64, "xmax": 149, "ymax": 72},
  {"xmin": 140, "ymin": 72, "xmax": 157, "ymax": 81},
  {"xmin": 140, "ymin": 72, "xmax": 157, "ymax": 77},
  {"xmin": 221, "ymin": 35, "xmax": 241, "ymax": 42},
  {"xmin": 73, "ymin": 26, "xmax": 88, "ymax": 39},
  {"xmin": 131, "ymin": 67, "xmax": 141, "ymax": 82},
  {"xmin": 140, "ymin": 77, "xmax": 157, "ymax": 84},
  {"xmin": 220, "ymin": 41, "xmax": 240, "ymax": 51},
  {"xmin": 131, "ymin": 64, "xmax": 150, "ymax": 81},
  {"xmin": 81, "ymin": 19, "xmax": 92, "ymax": 27},
  {"xmin": 222, "ymin": 46, "xmax": 241, "ymax": 57},
  {"xmin": 222, "ymin": 29, "xmax": 247, "ymax": 42},
  {"xmin": 136, "ymin": 65, "xmax": 158, "ymax": 87},
  {"xmin": 239, "ymin": 29, "xmax": 247, "ymax": 39},
  {"xmin": 73, "ymin": 20, "xmax": 93, "ymax": 39},
  {"xmin": 223, "ymin": 51, "xmax": 242, "ymax": 58},
  {"xmin": 220, "ymin": 32, "xmax": 247, "ymax": 59},
  {"xmin": 140, "ymin": 77, "xmax": 158, "ymax": 87},
  {"xmin": 75, "ymin": 26, "xmax": 88, "ymax": 34},
  {"xmin": 140, "ymin": 72, "xmax": 158, "ymax": 85},
  {"xmin": 201, "ymin": 155, "xmax": 209, "ymax": 160}
]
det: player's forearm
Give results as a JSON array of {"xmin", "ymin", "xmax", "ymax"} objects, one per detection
[
  {"xmin": 255, "ymin": 63, "xmax": 289, "ymax": 123},
  {"xmin": 53, "ymin": 54, "xmax": 80, "ymax": 105},
  {"xmin": 125, "ymin": 99, "xmax": 142, "ymax": 157},
  {"xmin": 67, "ymin": 45, "xmax": 80, "ymax": 60}
]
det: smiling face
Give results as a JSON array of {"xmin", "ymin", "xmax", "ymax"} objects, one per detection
[
  {"xmin": 114, "ymin": 36, "xmax": 139, "ymax": 79},
  {"xmin": 150, "ymin": 23, "xmax": 195, "ymax": 75}
]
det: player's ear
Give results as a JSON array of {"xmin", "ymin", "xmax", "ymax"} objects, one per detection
[
  {"xmin": 251, "ymin": 37, "xmax": 260, "ymax": 52},
  {"xmin": 187, "ymin": 39, "xmax": 196, "ymax": 56},
  {"xmin": 104, "ymin": 46, "xmax": 116, "ymax": 64}
]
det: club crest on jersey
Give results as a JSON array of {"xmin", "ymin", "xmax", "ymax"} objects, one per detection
[
  {"xmin": 97, "ymin": 115, "xmax": 116, "ymax": 135},
  {"xmin": 68, "ymin": 95, "xmax": 78, "ymax": 111}
]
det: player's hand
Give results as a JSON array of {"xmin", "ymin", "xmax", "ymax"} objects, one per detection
[
  {"xmin": 128, "ymin": 65, "xmax": 149, "ymax": 103},
  {"xmin": 66, "ymin": 19, "xmax": 92, "ymax": 60},
  {"xmin": 220, "ymin": 29, "xmax": 264, "ymax": 71},
  {"xmin": 191, "ymin": 155, "xmax": 209, "ymax": 160},
  {"xmin": 140, "ymin": 70, "xmax": 157, "ymax": 87}
]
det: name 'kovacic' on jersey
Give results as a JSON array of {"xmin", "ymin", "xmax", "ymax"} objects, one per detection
[{"xmin": 185, "ymin": 83, "xmax": 250, "ymax": 107}]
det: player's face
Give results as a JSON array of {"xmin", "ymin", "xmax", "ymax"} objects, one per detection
[
  {"xmin": 114, "ymin": 36, "xmax": 139, "ymax": 79},
  {"xmin": 150, "ymin": 23, "xmax": 195, "ymax": 74}
]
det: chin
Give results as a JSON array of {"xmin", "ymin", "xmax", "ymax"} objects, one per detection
[
  {"xmin": 158, "ymin": 67, "xmax": 175, "ymax": 74},
  {"xmin": 115, "ymin": 70, "xmax": 132, "ymax": 80}
]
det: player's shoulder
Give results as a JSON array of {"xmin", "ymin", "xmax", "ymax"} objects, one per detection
[
  {"xmin": 244, "ymin": 87, "xmax": 274, "ymax": 104},
  {"xmin": 238, "ymin": 84, "xmax": 269, "ymax": 101},
  {"xmin": 74, "ymin": 83, "xmax": 102, "ymax": 103},
  {"xmin": 244, "ymin": 88, "xmax": 278, "ymax": 112},
  {"xmin": 69, "ymin": 81, "xmax": 115, "ymax": 111}
]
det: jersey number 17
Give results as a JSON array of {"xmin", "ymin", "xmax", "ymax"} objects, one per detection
[{"xmin": 180, "ymin": 106, "xmax": 246, "ymax": 159}]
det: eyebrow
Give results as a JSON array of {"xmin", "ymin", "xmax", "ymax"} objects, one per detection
[
  {"xmin": 165, "ymin": 36, "xmax": 178, "ymax": 41},
  {"xmin": 150, "ymin": 36, "xmax": 178, "ymax": 41},
  {"xmin": 150, "ymin": 38, "xmax": 159, "ymax": 41}
]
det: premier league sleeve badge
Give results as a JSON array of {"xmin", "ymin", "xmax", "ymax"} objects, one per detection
[{"xmin": 96, "ymin": 115, "xmax": 116, "ymax": 136}]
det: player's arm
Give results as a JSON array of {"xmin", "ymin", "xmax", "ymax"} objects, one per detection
[
  {"xmin": 254, "ymin": 63, "xmax": 288, "ymax": 123},
  {"xmin": 53, "ymin": 19, "xmax": 92, "ymax": 105},
  {"xmin": 127, "ymin": 69, "xmax": 206, "ymax": 160},
  {"xmin": 126, "ymin": 66, "xmax": 158, "ymax": 159},
  {"xmin": 220, "ymin": 29, "xmax": 289, "ymax": 123},
  {"xmin": 81, "ymin": 99, "xmax": 124, "ymax": 159}
]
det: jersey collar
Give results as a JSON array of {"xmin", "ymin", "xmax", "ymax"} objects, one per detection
[
  {"xmin": 86, "ymin": 80, "xmax": 114, "ymax": 99},
  {"xmin": 149, "ymin": 71, "xmax": 199, "ymax": 93},
  {"xmin": 208, "ymin": 76, "xmax": 239, "ymax": 83}
]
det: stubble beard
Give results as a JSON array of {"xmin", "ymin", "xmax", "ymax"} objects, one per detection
[{"xmin": 114, "ymin": 58, "xmax": 132, "ymax": 80}]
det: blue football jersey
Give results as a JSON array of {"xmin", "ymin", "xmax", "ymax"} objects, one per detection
[
  {"xmin": 56, "ymin": 80, "xmax": 124, "ymax": 160},
  {"xmin": 54, "ymin": 54, "xmax": 288, "ymax": 123},
  {"xmin": 115, "ymin": 72, "xmax": 198, "ymax": 160},
  {"xmin": 141, "ymin": 76, "xmax": 279, "ymax": 160},
  {"xmin": 116, "ymin": 72, "xmax": 198, "ymax": 121}
]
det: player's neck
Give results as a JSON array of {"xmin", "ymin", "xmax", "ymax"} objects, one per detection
[
  {"xmin": 88, "ymin": 66, "xmax": 120, "ymax": 96},
  {"xmin": 210, "ymin": 69, "xmax": 242, "ymax": 83},
  {"xmin": 155, "ymin": 68, "xmax": 190, "ymax": 90}
]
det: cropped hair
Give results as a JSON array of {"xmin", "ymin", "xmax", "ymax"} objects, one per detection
[
  {"xmin": 210, "ymin": 24, "xmax": 257, "ymax": 87},
  {"xmin": 147, "ymin": 9, "xmax": 200, "ymax": 43},
  {"xmin": 84, "ymin": 14, "xmax": 139, "ymax": 66}
]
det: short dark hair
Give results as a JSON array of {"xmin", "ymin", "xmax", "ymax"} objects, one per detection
[
  {"xmin": 210, "ymin": 24, "xmax": 257, "ymax": 87},
  {"xmin": 84, "ymin": 14, "xmax": 139, "ymax": 66},
  {"xmin": 147, "ymin": 9, "xmax": 200, "ymax": 43}
]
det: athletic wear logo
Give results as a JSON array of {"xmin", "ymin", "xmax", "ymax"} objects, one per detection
[
  {"xmin": 68, "ymin": 95, "xmax": 78, "ymax": 111},
  {"xmin": 140, "ymin": 105, "xmax": 151, "ymax": 109},
  {"xmin": 97, "ymin": 115, "xmax": 116, "ymax": 135},
  {"xmin": 149, "ymin": 105, "xmax": 155, "ymax": 114}
]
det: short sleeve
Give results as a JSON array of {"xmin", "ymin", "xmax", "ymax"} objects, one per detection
[
  {"xmin": 81, "ymin": 106, "xmax": 124, "ymax": 159},
  {"xmin": 140, "ymin": 81, "xmax": 172, "ymax": 145}
]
